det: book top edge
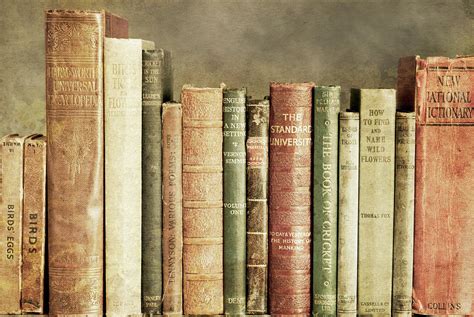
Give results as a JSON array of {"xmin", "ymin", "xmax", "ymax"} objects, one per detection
[
  {"xmin": 270, "ymin": 82, "xmax": 315, "ymax": 89},
  {"xmin": 181, "ymin": 84, "xmax": 225, "ymax": 91}
]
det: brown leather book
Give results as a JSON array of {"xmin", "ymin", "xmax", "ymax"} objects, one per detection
[
  {"xmin": 0, "ymin": 134, "xmax": 27, "ymax": 314},
  {"xmin": 182, "ymin": 85, "xmax": 224, "ymax": 315},
  {"xmin": 246, "ymin": 99, "xmax": 270, "ymax": 315},
  {"xmin": 396, "ymin": 56, "xmax": 418, "ymax": 112},
  {"xmin": 413, "ymin": 56, "xmax": 474, "ymax": 315},
  {"xmin": 268, "ymin": 82, "xmax": 314, "ymax": 316},
  {"xmin": 21, "ymin": 135, "xmax": 47, "ymax": 313},
  {"xmin": 162, "ymin": 102, "xmax": 183, "ymax": 315},
  {"xmin": 45, "ymin": 10, "xmax": 127, "ymax": 315}
]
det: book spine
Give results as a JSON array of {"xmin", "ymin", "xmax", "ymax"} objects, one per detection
[
  {"xmin": 223, "ymin": 88, "xmax": 247, "ymax": 315},
  {"xmin": 312, "ymin": 86, "xmax": 340, "ymax": 317},
  {"xmin": 396, "ymin": 56, "xmax": 418, "ymax": 112},
  {"xmin": 413, "ymin": 56, "xmax": 474, "ymax": 316},
  {"xmin": 105, "ymin": 38, "xmax": 142, "ymax": 315},
  {"xmin": 141, "ymin": 47, "xmax": 167, "ymax": 314},
  {"xmin": 357, "ymin": 89, "xmax": 396, "ymax": 316},
  {"xmin": 182, "ymin": 86, "xmax": 224, "ymax": 315},
  {"xmin": 268, "ymin": 82, "xmax": 314, "ymax": 315},
  {"xmin": 337, "ymin": 112, "xmax": 359, "ymax": 317},
  {"xmin": 45, "ymin": 10, "xmax": 127, "ymax": 314},
  {"xmin": 0, "ymin": 135, "xmax": 25, "ymax": 314},
  {"xmin": 246, "ymin": 99, "xmax": 269, "ymax": 315},
  {"xmin": 162, "ymin": 102, "xmax": 183, "ymax": 315},
  {"xmin": 21, "ymin": 135, "xmax": 47, "ymax": 313},
  {"xmin": 392, "ymin": 112, "xmax": 415, "ymax": 316}
]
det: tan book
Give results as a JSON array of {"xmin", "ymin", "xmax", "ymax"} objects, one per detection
[
  {"xmin": 355, "ymin": 89, "xmax": 396, "ymax": 316},
  {"xmin": 0, "ymin": 134, "xmax": 27, "ymax": 314},
  {"xmin": 182, "ymin": 85, "xmax": 224, "ymax": 315},
  {"xmin": 392, "ymin": 112, "xmax": 415, "ymax": 316},
  {"xmin": 45, "ymin": 10, "xmax": 128, "ymax": 314},
  {"xmin": 162, "ymin": 102, "xmax": 183, "ymax": 315},
  {"xmin": 337, "ymin": 112, "xmax": 359, "ymax": 317},
  {"xmin": 104, "ymin": 38, "xmax": 151, "ymax": 315},
  {"xmin": 21, "ymin": 135, "xmax": 47, "ymax": 313}
]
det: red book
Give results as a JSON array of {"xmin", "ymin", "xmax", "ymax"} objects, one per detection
[
  {"xmin": 413, "ymin": 56, "xmax": 474, "ymax": 315},
  {"xmin": 268, "ymin": 82, "xmax": 313, "ymax": 316}
]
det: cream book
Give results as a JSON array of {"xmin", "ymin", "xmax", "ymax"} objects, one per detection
[{"xmin": 104, "ymin": 38, "xmax": 154, "ymax": 315}]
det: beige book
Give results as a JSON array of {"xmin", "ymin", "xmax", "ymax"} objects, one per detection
[
  {"xmin": 0, "ymin": 134, "xmax": 27, "ymax": 314},
  {"xmin": 162, "ymin": 102, "xmax": 183, "ymax": 315},
  {"xmin": 355, "ymin": 89, "xmax": 396, "ymax": 317},
  {"xmin": 392, "ymin": 112, "xmax": 415, "ymax": 316},
  {"xmin": 104, "ymin": 38, "xmax": 153, "ymax": 315},
  {"xmin": 337, "ymin": 112, "xmax": 359, "ymax": 317}
]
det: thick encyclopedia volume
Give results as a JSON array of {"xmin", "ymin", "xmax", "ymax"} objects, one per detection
[
  {"xmin": 337, "ymin": 112, "xmax": 359, "ymax": 317},
  {"xmin": 0, "ymin": 134, "xmax": 26, "ymax": 314},
  {"xmin": 413, "ymin": 56, "xmax": 474, "ymax": 315},
  {"xmin": 162, "ymin": 102, "xmax": 183, "ymax": 315},
  {"xmin": 392, "ymin": 112, "xmax": 415, "ymax": 316},
  {"xmin": 269, "ymin": 82, "xmax": 314, "ymax": 315},
  {"xmin": 355, "ymin": 88, "xmax": 396, "ymax": 316},
  {"xmin": 45, "ymin": 10, "xmax": 128, "ymax": 314},
  {"xmin": 224, "ymin": 88, "xmax": 247, "ymax": 315},
  {"xmin": 182, "ymin": 86, "xmax": 224, "ymax": 315},
  {"xmin": 313, "ymin": 86, "xmax": 340, "ymax": 317},
  {"xmin": 105, "ymin": 38, "xmax": 146, "ymax": 315},
  {"xmin": 21, "ymin": 135, "xmax": 47, "ymax": 313},
  {"xmin": 246, "ymin": 99, "xmax": 270, "ymax": 314},
  {"xmin": 142, "ymin": 48, "xmax": 173, "ymax": 314}
]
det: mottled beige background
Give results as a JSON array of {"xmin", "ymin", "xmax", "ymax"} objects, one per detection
[{"xmin": 0, "ymin": 0, "xmax": 473, "ymax": 136}]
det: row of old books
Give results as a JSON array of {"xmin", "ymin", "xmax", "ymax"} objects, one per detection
[{"xmin": 0, "ymin": 9, "xmax": 472, "ymax": 317}]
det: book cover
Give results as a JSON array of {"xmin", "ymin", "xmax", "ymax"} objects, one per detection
[
  {"xmin": 354, "ymin": 88, "xmax": 396, "ymax": 316},
  {"xmin": 312, "ymin": 86, "xmax": 340, "ymax": 317},
  {"xmin": 392, "ymin": 112, "xmax": 415, "ymax": 316},
  {"xmin": 268, "ymin": 82, "xmax": 313, "ymax": 315},
  {"xmin": 337, "ymin": 112, "xmax": 359, "ymax": 317},
  {"xmin": 142, "ymin": 48, "xmax": 173, "ymax": 314},
  {"xmin": 21, "ymin": 134, "xmax": 47, "ymax": 313},
  {"xmin": 45, "ymin": 10, "xmax": 127, "ymax": 314},
  {"xmin": 413, "ymin": 56, "xmax": 474, "ymax": 315},
  {"xmin": 182, "ymin": 85, "xmax": 224, "ymax": 315},
  {"xmin": 105, "ymin": 38, "xmax": 146, "ymax": 315},
  {"xmin": 223, "ymin": 87, "xmax": 247, "ymax": 315},
  {"xmin": 246, "ymin": 99, "xmax": 270, "ymax": 315},
  {"xmin": 162, "ymin": 102, "xmax": 183, "ymax": 315},
  {"xmin": 0, "ymin": 134, "xmax": 27, "ymax": 314}
]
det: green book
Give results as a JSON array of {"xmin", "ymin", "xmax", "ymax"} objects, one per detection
[
  {"xmin": 223, "ymin": 88, "xmax": 247, "ymax": 314},
  {"xmin": 141, "ymin": 49, "xmax": 173, "ymax": 313},
  {"xmin": 312, "ymin": 86, "xmax": 340, "ymax": 317},
  {"xmin": 355, "ymin": 89, "xmax": 396, "ymax": 317}
]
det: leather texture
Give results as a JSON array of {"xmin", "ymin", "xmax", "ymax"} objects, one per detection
[
  {"xmin": 413, "ymin": 56, "xmax": 474, "ymax": 315},
  {"xmin": 182, "ymin": 85, "xmax": 224, "ymax": 315},
  {"xmin": 246, "ymin": 99, "xmax": 269, "ymax": 315},
  {"xmin": 162, "ymin": 102, "xmax": 184, "ymax": 315},
  {"xmin": 45, "ymin": 10, "xmax": 128, "ymax": 315},
  {"xmin": 356, "ymin": 89, "xmax": 396, "ymax": 316},
  {"xmin": 268, "ymin": 82, "xmax": 313, "ymax": 316},
  {"xmin": 21, "ymin": 135, "xmax": 47, "ymax": 313}
]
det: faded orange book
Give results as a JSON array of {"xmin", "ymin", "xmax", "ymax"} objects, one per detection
[
  {"xmin": 413, "ymin": 56, "xmax": 474, "ymax": 315},
  {"xmin": 21, "ymin": 135, "xmax": 47, "ymax": 313}
]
